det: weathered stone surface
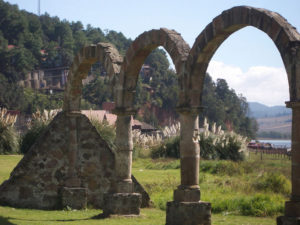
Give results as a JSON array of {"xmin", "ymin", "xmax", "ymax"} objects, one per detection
[
  {"xmin": 188, "ymin": 6, "xmax": 300, "ymax": 108},
  {"xmin": 277, "ymin": 216, "xmax": 300, "ymax": 225},
  {"xmin": 285, "ymin": 201, "xmax": 300, "ymax": 217},
  {"xmin": 174, "ymin": 187, "xmax": 200, "ymax": 202},
  {"xmin": 132, "ymin": 175, "xmax": 151, "ymax": 207},
  {"xmin": 119, "ymin": 28, "xmax": 190, "ymax": 109},
  {"xmin": 0, "ymin": 112, "xmax": 150, "ymax": 209},
  {"xmin": 63, "ymin": 43, "xmax": 123, "ymax": 112},
  {"xmin": 166, "ymin": 201, "xmax": 211, "ymax": 225},
  {"xmin": 103, "ymin": 193, "xmax": 142, "ymax": 216},
  {"xmin": 62, "ymin": 187, "xmax": 87, "ymax": 209}
]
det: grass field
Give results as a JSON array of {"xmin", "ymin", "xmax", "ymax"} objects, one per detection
[{"xmin": 0, "ymin": 153, "xmax": 290, "ymax": 225}]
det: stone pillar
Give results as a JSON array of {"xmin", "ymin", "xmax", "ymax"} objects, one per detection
[
  {"xmin": 65, "ymin": 112, "xmax": 81, "ymax": 187},
  {"xmin": 62, "ymin": 111, "xmax": 87, "ymax": 209},
  {"xmin": 166, "ymin": 107, "xmax": 211, "ymax": 225},
  {"xmin": 103, "ymin": 108, "xmax": 141, "ymax": 216},
  {"xmin": 277, "ymin": 101, "xmax": 300, "ymax": 225},
  {"xmin": 175, "ymin": 107, "xmax": 201, "ymax": 201},
  {"xmin": 114, "ymin": 110, "xmax": 134, "ymax": 193}
]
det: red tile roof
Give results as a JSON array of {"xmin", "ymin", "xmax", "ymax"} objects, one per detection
[
  {"xmin": 102, "ymin": 102, "xmax": 115, "ymax": 112},
  {"xmin": 132, "ymin": 119, "xmax": 142, "ymax": 126},
  {"xmin": 7, "ymin": 110, "xmax": 20, "ymax": 115},
  {"xmin": 7, "ymin": 45, "xmax": 15, "ymax": 50}
]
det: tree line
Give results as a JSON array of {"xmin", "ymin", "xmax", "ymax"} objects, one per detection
[{"xmin": 0, "ymin": 0, "xmax": 257, "ymax": 138}]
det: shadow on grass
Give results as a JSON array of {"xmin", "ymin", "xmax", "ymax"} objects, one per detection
[
  {"xmin": 0, "ymin": 216, "xmax": 16, "ymax": 225},
  {"xmin": 5, "ymin": 213, "xmax": 108, "ymax": 223}
]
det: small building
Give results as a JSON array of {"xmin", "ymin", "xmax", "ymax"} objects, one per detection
[
  {"xmin": 81, "ymin": 109, "xmax": 156, "ymax": 134},
  {"xmin": 102, "ymin": 102, "xmax": 115, "ymax": 112}
]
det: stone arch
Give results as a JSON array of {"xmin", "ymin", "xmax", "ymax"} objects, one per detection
[
  {"xmin": 187, "ymin": 6, "xmax": 300, "ymax": 107},
  {"xmin": 63, "ymin": 43, "xmax": 123, "ymax": 112},
  {"xmin": 116, "ymin": 28, "xmax": 190, "ymax": 109}
]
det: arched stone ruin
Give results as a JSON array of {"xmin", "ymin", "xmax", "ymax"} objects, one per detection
[
  {"xmin": 0, "ymin": 43, "xmax": 150, "ymax": 210},
  {"xmin": 185, "ymin": 7, "xmax": 300, "ymax": 225},
  {"xmin": 0, "ymin": 5, "xmax": 300, "ymax": 225}
]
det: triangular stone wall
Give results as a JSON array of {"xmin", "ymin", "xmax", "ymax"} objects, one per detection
[{"xmin": 0, "ymin": 112, "xmax": 149, "ymax": 209}]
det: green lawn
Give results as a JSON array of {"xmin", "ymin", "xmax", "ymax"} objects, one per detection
[{"xmin": 0, "ymin": 153, "xmax": 289, "ymax": 225}]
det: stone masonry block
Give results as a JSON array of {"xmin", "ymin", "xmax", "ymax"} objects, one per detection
[
  {"xmin": 285, "ymin": 201, "xmax": 300, "ymax": 217},
  {"xmin": 103, "ymin": 193, "xmax": 142, "ymax": 216},
  {"xmin": 277, "ymin": 216, "xmax": 300, "ymax": 225},
  {"xmin": 166, "ymin": 201, "xmax": 211, "ymax": 225},
  {"xmin": 174, "ymin": 188, "xmax": 200, "ymax": 202},
  {"xmin": 61, "ymin": 187, "xmax": 87, "ymax": 210}
]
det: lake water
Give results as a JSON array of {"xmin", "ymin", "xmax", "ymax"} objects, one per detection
[{"xmin": 257, "ymin": 139, "xmax": 291, "ymax": 148}]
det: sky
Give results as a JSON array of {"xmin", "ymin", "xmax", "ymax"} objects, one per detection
[{"xmin": 4, "ymin": 0, "xmax": 300, "ymax": 106}]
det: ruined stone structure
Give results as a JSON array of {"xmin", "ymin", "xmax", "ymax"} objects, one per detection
[
  {"xmin": 0, "ymin": 5, "xmax": 299, "ymax": 225},
  {"xmin": 0, "ymin": 43, "xmax": 150, "ymax": 210},
  {"xmin": 185, "ymin": 7, "xmax": 300, "ymax": 225}
]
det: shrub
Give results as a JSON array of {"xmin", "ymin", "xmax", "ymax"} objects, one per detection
[
  {"xmin": 20, "ymin": 110, "xmax": 58, "ymax": 154},
  {"xmin": 200, "ymin": 118, "xmax": 247, "ymax": 161},
  {"xmin": 0, "ymin": 124, "xmax": 19, "ymax": 154},
  {"xmin": 150, "ymin": 118, "xmax": 247, "ymax": 161},
  {"xmin": 211, "ymin": 194, "xmax": 284, "ymax": 216},
  {"xmin": 253, "ymin": 172, "xmax": 291, "ymax": 195},
  {"xmin": 200, "ymin": 132, "xmax": 245, "ymax": 161},
  {"xmin": 20, "ymin": 122, "xmax": 47, "ymax": 154},
  {"xmin": 200, "ymin": 160, "xmax": 254, "ymax": 175},
  {"xmin": 144, "ymin": 159, "xmax": 180, "ymax": 170},
  {"xmin": 150, "ymin": 136, "xmax": 180, "ymax": 158},
  {"xmin": 0, "ymin": 108, "xmax": 19, "ymax": 154},
  {"xmin": 238, "ymin": 194, "xmax": 284, "ymax": 216},
  {"xmin": 202, "ymin": 161, "xmax": 243, "ymax": 176},
  {"xmin": 90, "ymin": 119, "xmax": 116, "ymax": 150}
]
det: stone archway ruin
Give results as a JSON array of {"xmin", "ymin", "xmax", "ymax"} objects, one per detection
[
  {"xmin": 105, "ymin": 28, "xmax": 191, "ymax": 216},
  {"xmin": 116, "ymin": 28, "xmax": 190, "ymax": 110},
  {"xmin": 0, "ymin": 5, "xmax": 299, "ymax": 225},
  {"xmin": 187, "ymin": 6, "xmax": 300, "ymax": 107},
  {"xmin": 183, "ymin": 6, "xmax": 300, "ymax": 225},
  {"xmin": 0, "ymin": 42, "xmax": 149, "ymax": 211},
  {"xmin": 63, "ymin": 42, "xmax": 123, "ymax": 112}
]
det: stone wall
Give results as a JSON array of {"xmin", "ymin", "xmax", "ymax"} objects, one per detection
[{"xmin": 0, "ymin": 112, "xmax": 149, "ymax": 209}]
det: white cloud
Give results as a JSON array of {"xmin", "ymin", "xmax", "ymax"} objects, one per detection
[{"xmin": 207, "ymin": 60, "xmax": 290, "ymax": 106}]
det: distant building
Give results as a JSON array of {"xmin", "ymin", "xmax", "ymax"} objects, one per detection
[
  {"xmin": 7, "ymin": 45, "xmax": 16, "ymax": 50},
  {"xmin": 81, "ymin": 109, "xmax": 156, "ymax": 134},
  {"xmin": 19, "ymin": 67, "xmax": 95, "ymax": 91},
  {"xmin": 102, "ymin": 102, "xmax": 115, "ymax": 112}
]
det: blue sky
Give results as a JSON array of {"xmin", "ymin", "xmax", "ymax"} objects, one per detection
[{"xmin": 5, "ymin": 0, "xmax": 300, "ymax": 106}]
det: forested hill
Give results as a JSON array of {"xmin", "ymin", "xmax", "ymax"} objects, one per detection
[
  {"xmin": 0, "ymin": 0, "xmax": 257, "ymax": 138},
  {"xmin": 0, "ymin": 0, "xmax": 131, "ymax": 80},
  {"xmin": 0, "ymin": 0, "xmax": 132, "ymax": 112},
  {"xmin": 248, "ymin": 102, "xmax": 291, "ymax": 118}
]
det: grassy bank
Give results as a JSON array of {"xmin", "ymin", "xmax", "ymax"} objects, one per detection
[{"xmin": 0, "ymin": 153, "xmax": 290, "ymax": 224}]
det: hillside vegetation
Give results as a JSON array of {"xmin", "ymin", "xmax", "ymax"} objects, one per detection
[
  {"xmin": 0, "ymin": 0, "xmax": 257, "ymax": 137},
  {"xmin": 248, "ymin": 102, "xmax": 291, "ymax": 118}
]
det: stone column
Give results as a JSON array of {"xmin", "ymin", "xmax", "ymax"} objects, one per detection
[
  {"xmin": 62, "ymin": 111, "xmax": 87, "ymax": 210},
  {"xmin": 103, "ymin": 108, "xmax": 141, "ymax": 216},
  {"xmin": 65, "ymin": 112, "xmax": 81, "ymax": 187},
  {"xmin": 166, "ymin": 107, "xmax": 211, "ymax": 225},
  {"xmin": 114, "ymin": 109, "xmax": 134, "ymax": 193},
  {"xmin": 277, "ymin": 101, "xmax": 300, "ymax": 225},
  {"xmin": 175, "ymin": 107, "xmax": 201, "ymax": 202}
]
